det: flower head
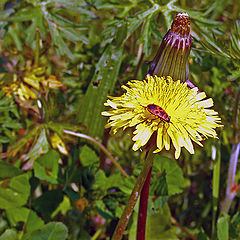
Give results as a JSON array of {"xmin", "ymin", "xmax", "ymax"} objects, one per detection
[{"xmin": 102, "ymin": 75, "xmax": 222, "ymax": 159}]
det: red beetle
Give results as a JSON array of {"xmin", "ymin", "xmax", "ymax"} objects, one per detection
[{"xmin": 147, "ymin": 104, "xmax": 171, "ymax": 123}]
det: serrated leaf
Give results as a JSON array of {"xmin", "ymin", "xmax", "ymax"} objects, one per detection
[
  {"xmin": 0, "ymin": 173, "xmax": 31, "ymax": 209},
  {"xmin": 0, "ymin": 161, "xmax": 22, "ymax": 180},
  {"xmin": 153, "ymin": 155, "xmax": 184, "ymax": 195},
  {"xmin": 77, "ymin": 45, "xmax": 123, "ymax": 139},
  {"xmin": 33, "ymin": 150, "xmax": 59, "ymax": 184},
  {"xmin": 28, "ymin": 222, "xmax": 68, "ymax": 240},
  {"xmin": 80, "ymin": 145, "xmax": 99, "ymax": 166}
]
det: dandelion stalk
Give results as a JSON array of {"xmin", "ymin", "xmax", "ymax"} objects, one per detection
[
  {"xmin": 103, "ymin": 13, "xmax": 222, "ymax": 240},
  {"xmin": 137, "ymin": 165, "xmax": 152, "ymax": 240},
  {"xmin": 112, "ymin": 148, "xmax": 154, "ymax": 240}
]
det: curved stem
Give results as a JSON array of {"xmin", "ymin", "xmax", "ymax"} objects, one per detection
[
  {"xmin": 63, "ymin": 130, "xmax": 129, "ymax": 178},
  {"xmin": 112, "ymin": 148, "xmax": 154, "ymax": 240}
]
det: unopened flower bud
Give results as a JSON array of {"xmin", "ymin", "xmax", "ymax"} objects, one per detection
[{"xmin": 148, "ymin": 12, "xmax": 192, "ymax": 82}]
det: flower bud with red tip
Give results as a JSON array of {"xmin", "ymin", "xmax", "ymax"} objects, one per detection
[{"xmin": 148, "ymin": 12, "xmax": 192, "ymax": 82}]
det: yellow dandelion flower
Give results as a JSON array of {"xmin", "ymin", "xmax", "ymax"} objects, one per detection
[{"xmin": 102, "ymin": 75, "xmax": 222, "ymax": 159}]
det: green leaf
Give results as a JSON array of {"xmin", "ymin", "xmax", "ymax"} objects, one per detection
[
  {"xmin": 59, "ymin": 27, "xmax": 89, "ymax": 44},
  {"xmin": 197, "ymin": 231, "xmax": 208, "ymax": 240},
  {"xmin": 79, "ymin": 145, "xmax": 99, "ymax": 167},
  {"xmin": 151, "ymin": 170, "xmax": 168, "ymax": 196},
  {"xmin": 25, "ymin": 210, "xmax": 45, "ymax": 234},
  {"xmin": 34, "ymin": 150, "xmax": 60, "ymax": 184},
  {"xmin": 129, "ymin": 204, "xmax": 178, "ymax": 240},
  {"xmin": 95, "ymin": 200, "xmax": 114, "ymax": 220},
  {"xmin": 0, "ymin": 229, "xmax": 18, "ymax": 240},
  {"xmin": 153, "ymin": 155, "xmax": 184, "ymax": 196},
  {"xmin": 0, "ymin": 161, "xmax": 22, "ymax": 180},
  {"xmin": 0, "ymin": 173, "xmax": 31, "ymax": 209},
  {"xmin": 217, "ymin": 213, "xmax": 229, "ymax": 240},
  {"xmin": 118, "ymin": 176, "xmax": 136, "ymax": 195},
  {"xmin": 0, "ymin": 9, "xmax": 15, "ymax": 20},
  {"xmin": 24, "ymin": 128, "xmax": 49, "ymax": 164},
  {"xmin": 28, "ymin": 222, "xmax": 68, "ymax": 240},
  {"xmin": 51, "ymin": 196, "xmax": 71, "ymax": 218},
  {"xmin": 46, "ymin": 17, "xmax": 74, "ymax": 60},
  {"xmin": 8, "ymin": 125, "xmax": 41, "ymax": 157},
  {"xmin": 230, "ymin": 212, "xmax": 240, "ymax": 239},
  {"xmin": 139, "ymin": 17, "xmax": 152, "ymax": 56},
  {"xmin": 32, "ymin": 190, "xmax": 64, "ymax": 218},
  {"xmin": 5, "ymin": 207, "xmax": 44, "ymax": 231},
  {"xmin": 94, "ymin": 170, "xmax": 123, "ymax": 192},
  {"xmin": 10, "ymin": 7, "xmax": 41, "ymax": 22},
  {"xmin": 2, "ymin": 122, "xmax": 22, "ymax": 129},
  {"xmin": 146, "ymin": 205, "xmax": 178, "ymax": 240},
  {"xmin": 77, "ymin": 44, "xmax": 123, "ymax": 139}
]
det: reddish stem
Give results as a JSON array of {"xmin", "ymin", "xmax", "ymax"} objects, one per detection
[{"xmin": 137, "ymin": 166, "xmax": 152, "ymax": 240}]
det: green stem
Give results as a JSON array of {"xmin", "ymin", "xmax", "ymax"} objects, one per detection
[
  {"xmin": 112, "ymin": 148, "xmax": 154, "ymax": 240},
  {"xmin": 34, "ymin": 30, "xmax": 40, "ymax": 67},
  {"xmin": 211, "ymin": 142, "xmax": 221, "ymax": 239}
]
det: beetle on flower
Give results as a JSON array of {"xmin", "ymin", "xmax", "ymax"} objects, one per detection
[{"xmin": 102, "ymin": 75, "xmax": 222, "ymax": 159}]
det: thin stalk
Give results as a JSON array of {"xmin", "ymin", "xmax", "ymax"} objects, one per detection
[
  {"xmin": 171, "ymin": 217, "xmax": 196, "ymax": 240},
  {"xmin": 137, "ymin": 166, "xmax": 152, "ymax": 240},
  {"xmin": 34, "ymin": 30, "xmax": 40, "ymax": 67},
  {"xmin": 221, "ymin": 85, "xmax": 240, "ymax": 213},
  {"xmin": 63, "ymin": 130, "xmax": 129, "ymax": 178},
  {"xmin": 112, "ymin": 148, "xmax": 155, "ymax": 240},
  {"xmin": 221, "ymin": 142, "xmax": 240, "ymax": 212},
  {"xmin": 211, "ymin": 142, "xmax": 221, "ymax": 239}
]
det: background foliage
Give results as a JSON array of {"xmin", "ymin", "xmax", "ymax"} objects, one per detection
[{"xmin": 0, "ymin": 0, "xmax": 240, "ymax": 239}]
